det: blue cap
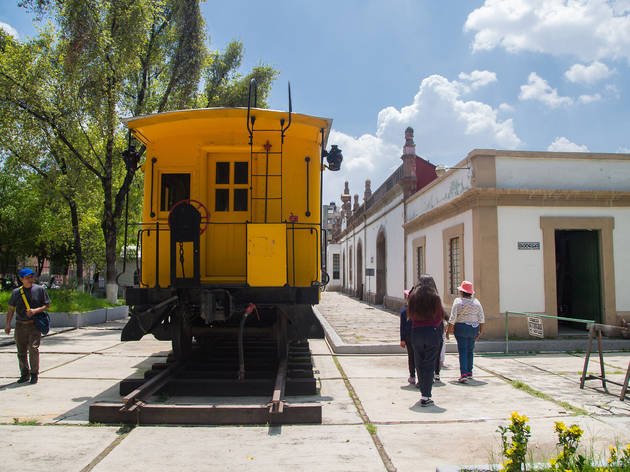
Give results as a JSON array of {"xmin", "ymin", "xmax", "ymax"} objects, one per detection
[{"xmin": 18, "ymin": 268, "xmax": 34, "ymax": 278}]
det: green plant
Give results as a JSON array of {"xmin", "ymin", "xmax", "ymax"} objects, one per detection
[
  {"xmin": 12, "ymin": 417, "xmax": 40, "ymax": 426},
  {"xmin": 549, "ymin": 421, "xmax": 585, "ymax": 471},
  {"xmin": 608, "ymin": 443, "xmax": 630, "ymax": 469},
  {"xmin": 498, "ymin": 412, "xmax": 531, "ymax": 472},
  {"xmin": 365, "ymin": 423, "xmax": 377, "ymax": 434}
]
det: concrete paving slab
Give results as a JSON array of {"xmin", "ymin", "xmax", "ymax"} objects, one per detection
[
  {"xmin": 94, "ymin": 339, "xmax": 171, "ymax": 356},
  {"xmin": 0, "ymin": 424, "xmax": 120, "ymax": 472},
  {"xmin": 475, "ymin": 355, "xmax": 630, "ymax": 415},
  {"xmin": 316, "ymin": 379, "xmax": 363, "ymax": 425},
  {"xmin": 92, "ymin": 424, "xmax": 385, "ymax": 472},
  {"xmin": 351, "ymin": 375, "xmax": 566, "ymax": 423},
  {"xmin": 0, "ymin": 352, "xmax": 85, "ymax": 378},
  {"xmin": 308, "ymin": 338, "xmax": 332, "ymax": 355},
  {"xmin": 0, "ymin": 378, "xmax": 121, "ymax": 424},
  {"xmin": 41, "ymin": 353, "xmax": 162, "ymax": 380},
  {"xmin": 378, "ymin": 415, "xmax": 630, "ymax": 472},
  {"xmin": 312, "ymin": 353, "xmax": 342, "ymax": 379}
]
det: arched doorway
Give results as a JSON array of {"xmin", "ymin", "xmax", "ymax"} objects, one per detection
[
  {"xmin": 376, "ymin": 228, "xmax": 386, "ymax": 305},
  {"xmin": 356, "ymin": 240, "xmax": 363, "ymax": 300}
]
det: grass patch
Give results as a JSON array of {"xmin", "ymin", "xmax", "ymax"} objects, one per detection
[
  {"xmin": 0, "ymin": 289, "xmax": 121, "ymax": 313},
  {"xmin": 510, "ymin": 381, "xmax": 588, "ymax": 416},
  {"xmin": 365, "ymin": 423, "xmax": 377, "ymax": 434},
  {"xmin": 13, "ymin": 417, "xmax": 41, "ymax": 426}
]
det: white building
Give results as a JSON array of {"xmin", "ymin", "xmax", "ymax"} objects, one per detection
[{"xmin": 327, "ymin": 129, "xmax": 630, "ymax": 337}]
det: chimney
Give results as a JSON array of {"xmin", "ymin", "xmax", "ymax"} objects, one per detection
[
  {"xmin": 364, "ymin": 180, "xmax": 372, "ymax": 202},
  {"xmin": 341, "ymin": 181, "xmax": 352, "ymax": 218},
  {"xmin": 400, "ymin": 127, "xmax": 417, "ymax": 197}
]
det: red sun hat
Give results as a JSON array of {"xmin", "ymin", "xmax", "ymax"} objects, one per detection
[{"xmin": 457, "ymin": 280, "xmax": 474, "ymax": 295}]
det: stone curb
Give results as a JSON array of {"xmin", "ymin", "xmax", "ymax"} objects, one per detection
[{"xmin": 0, "ymin": 306, "xmax": 128, "ymax": 329}]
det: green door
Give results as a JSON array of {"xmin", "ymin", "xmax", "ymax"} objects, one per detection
[{"xmin": 555, "ymin": 230, "xmax": 602, "ymax": 324}]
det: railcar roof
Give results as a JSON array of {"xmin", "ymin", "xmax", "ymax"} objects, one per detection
[{"xmin": 123, "ymin": 107, "xmax": 333, "ymax": 147}]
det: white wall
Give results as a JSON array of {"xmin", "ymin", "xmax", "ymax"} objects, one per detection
[
  {"xmin": 407, "ymin": 169, "xmax": 472, "ymax": 221},
  {"xmin": 406, "ymin": 210, "xmax": 473, "ymax": 298},
  {"xmin": 496, "ymin": 157, "xmax": 630, "ymax": 191},
  {"xmin": 497, "ymin": 206, "xmax": 630, "ymax": 313}
]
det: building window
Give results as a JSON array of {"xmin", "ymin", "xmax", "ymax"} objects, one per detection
[
  {"xmin": 349, "ymin": 247, "xmax": 353, "ymax": 284},
  {"xmin": 411, "ymin": 236, "xmax": 426, "ymax": 285},
  {"xmin": 332, "ymin": 254, "xmax": 340, "ymax": 279},
  {"xmin": 417, "ymin": 246, "xmax": 424, "ymax": 281},
  {"xmin": 160, "ymin": 173, "xmax": 190, "ymax": 211},
  {"xmin": 448, "ymin": 237, "xmax": 461, "ymax": 296},
  {"xmin": 214, "ymin": 161, "xmax": 248, "ymax": 212},
  {"xmin": 443, "ymin": 223, "xmax": 464, "ymax": 300}
]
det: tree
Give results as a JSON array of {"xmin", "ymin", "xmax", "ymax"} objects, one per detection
[{"xmin": 1, "ymin": 1, "xmax": 277, "ymax": 301}]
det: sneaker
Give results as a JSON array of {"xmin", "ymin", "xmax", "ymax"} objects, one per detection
[
  {"xmin": 29, "ymin": 374, "xmax": 38, "ymax": 384},
  {"xmin": 458, "ymin": 375, "xmax": 468, "ymax": 383},
  {"xmin": 433, "ymin": 373, "xmax": 441, "ymax": 382},
  {"xmin": 408, "ymin": 376, "xmax": 416, "ymax": 384},
  {"xmin": 466, "ymin": 372, "xmax": 473, "ymax": 379},
  {"xmin": 420, "ymin": 398, "xmax": 434, "ymax": 407},
  {"xmin": 17, "ymin": 374, "xmax": 30, "ymax": 384}
]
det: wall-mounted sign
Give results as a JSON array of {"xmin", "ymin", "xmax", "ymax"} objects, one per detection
[
  {"xmin": 365, "ymin": 268, "xmax": 375, "ymax": 276},
  {"xmin": 518, "ymin": 241, "xmax": 540, "ymax": 250},
  {"xmin": 527, "ymin": 316, "xmax": 544, "ymax": 338}
]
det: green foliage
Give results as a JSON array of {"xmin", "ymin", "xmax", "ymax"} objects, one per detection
[
  {"xmin": 1, "ymin": 1, "xmax": 278, "ymax": 285},
  {"xmin": 608, "ymin": 444, "xmax": 630, "ymax": 470},
  {"xmin": 498, "ymin": 412, "xmax": 531, "ymax": 472},
  {"xmin": 0, "ymin": 289, "xmax": 120, "ymax": 313},
  {"xmin": 549, "ymin": 421, "xmax": 585, "ymax": 471}
]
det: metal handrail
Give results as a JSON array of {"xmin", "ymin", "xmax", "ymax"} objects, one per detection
[
  {"xmin": 504, "ymin": 310, "xmax": 596, "ymax": 354},
  {"xmin": 135, "ymin": 221, "xmax": 320, "ymax": 289}
]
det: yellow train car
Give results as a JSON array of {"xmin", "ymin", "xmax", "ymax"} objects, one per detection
[{"xmin": 121, "ymin": 92, "xmax": 342, "ymax": 362}]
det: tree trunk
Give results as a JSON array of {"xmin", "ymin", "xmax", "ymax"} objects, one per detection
[{"xmin": 67, "ymin": 198, "xmax": 84, "ymax": 292}]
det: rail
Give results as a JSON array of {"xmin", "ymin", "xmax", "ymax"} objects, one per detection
[{"xmin": 503, "ymin": 311, "xmax": 596, "ymax": 355}]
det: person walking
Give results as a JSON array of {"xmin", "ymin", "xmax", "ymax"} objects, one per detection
[
  {"xmin": 408, "ymin": 274, "xmax": 444, "ymax": 407},
  {"xmin": 447, "ymin": 281, "xmax": 484, "ymax": 383},
  {"xmin": 400, "ymin": 287, "xmax": 417, "ymax": 385},
  {"xmin": 4, "ymin": 268, "xmax": 51, "ymax": 384}
]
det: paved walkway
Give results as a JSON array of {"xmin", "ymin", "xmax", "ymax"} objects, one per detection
[
  {"xmin": 315, "ymin": 291, "xmax": 629, "ymax": 354},
  {"xmin": 1, "ymin": 297, "xmax": 629, "ymax": 471}
]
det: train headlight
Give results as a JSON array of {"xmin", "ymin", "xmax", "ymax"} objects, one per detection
[{"xmin": 324, "ymin": 145, "xmax": 343, "ymax": 171}]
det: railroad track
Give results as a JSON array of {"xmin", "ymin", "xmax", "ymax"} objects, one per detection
[{"xmin": 89, "ymin": 338, "xmax": 321, "ymax": 425}]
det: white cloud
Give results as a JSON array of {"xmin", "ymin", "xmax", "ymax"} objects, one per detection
[
  {"xmin": 547, "ymin": 137, "xmax": 589, "ymax": 152},
  {"xmin": 498, "ymin": 103, "xmax": 515, "ymax": 113},
  {"xmin": 618, "ymin": 146, "xmax": 630, "ymax": 153},
  {"xmin": 578, "ymin": 93, "xmax": 602, "ymax": 103},
  {"xmin": 519, "ymin": 72, "xmax": 573, "ymax": 108},
  {"xmin": 458, "ymin": 70, "xmax": 498, "ymax": 90},
  {"xmin": 565, "ymin": 61, "xmax": 613, "ymax": 84},
  {"xmin": 324, "ymin": 74, "xmax": 522, "ymax": 204},
  {"xmin": 465, "ymin": 0, "xmax": 630, "ymax": 62},
  {"xmin": 0, "ymin": 22, "xmax": 19, "ymax": 39}
]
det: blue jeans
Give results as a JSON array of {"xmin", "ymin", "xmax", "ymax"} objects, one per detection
[
  {"xmin": 454, "ymin": 323, "xmax": 479, "ymax": 376},
  {"xmin": 411, "ymin": 326, "xmax": 442, "ymax": 398}
]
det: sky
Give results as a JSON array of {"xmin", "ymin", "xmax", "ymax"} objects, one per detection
[{"xmin": 2, "ymin": 0, "xmax": 630, "ymax": 207}]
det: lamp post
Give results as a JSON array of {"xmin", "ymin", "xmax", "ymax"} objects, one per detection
[{"xmin": 435, "ymin": 164, "xmax": 471, "ymax": 177}]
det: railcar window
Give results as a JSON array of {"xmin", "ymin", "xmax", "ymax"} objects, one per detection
[
  {"xmin": 215, "ymin": 189, "xmax": 229, "ymax": 211},
  {"xmin": 160, "ymin": 173, "xmax": 190, "ymax": 211},
  {"xmin": 216, "ymin": 162, "xmax": 230, "ymax": 184},
  {"xmin": 234, "ymin": 189, "xmax": 247, "ymax": 211},
  {"xmin": 234, "ymin": 162, "xmax": 248, "ymax": 184}
]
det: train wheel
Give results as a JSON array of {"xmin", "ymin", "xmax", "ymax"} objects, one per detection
[{"xmin": 171, "ymin": 310, "xmax": 192, "ymax": 360}]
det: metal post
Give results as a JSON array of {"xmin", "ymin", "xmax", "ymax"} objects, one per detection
[
  {"xmin": 505, "ymin": 311, "xmax": 509, "ymax": 354},
  {"xmin": 238, "ymin": 311, "xmax": 249, "ymax": 381}
]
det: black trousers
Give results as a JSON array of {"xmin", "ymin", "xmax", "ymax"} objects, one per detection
[
  {"xmin": 404, "ymin": 334, "xmax": 417, "ymax": 378},
  {"xmin": 411, "ymin": 326, "xmax": 442, "ymax": 398}
]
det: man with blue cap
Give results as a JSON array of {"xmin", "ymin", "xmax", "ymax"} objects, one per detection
[{"xmin": 4, "ymin": 268, "xmax": 50, "ymax": 384}]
